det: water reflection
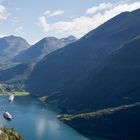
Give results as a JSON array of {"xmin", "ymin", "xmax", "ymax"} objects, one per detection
[
  {"xmin": 36, "ymin": 118, "xmax": 46, "ymax": 140},
  {"xmin": 0, "ymin": 96, "xmax": 93, "ymax": 140}
]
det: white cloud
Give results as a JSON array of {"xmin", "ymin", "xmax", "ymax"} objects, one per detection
[
  {"xmin": 15, "ymin": 26, "xmax": 23, "ymax": 32},
  {"xmin": 43, "ymin": 10, "xmax": 64, "ymax": 18},
  {"xmin": 86, "ymin": 3, "xmax": 113, "ymax": 15},
  {"xmin": 38, "ymin": 1, "xmax": 140, "ymax": 38},
  {"xmin": 15, "ymin": 26, "xmax": 25, "ymax": 35},
  {"xmin": 0, "ymin": 4, "xmax": 8, "ymax": 21},
  {"xmin": 38, "ymin": 16, "xmax": 50, "ymax": 32},
  {"xmin": 44, "ymin": 10, "xmax": 51, "ymax": 15}
]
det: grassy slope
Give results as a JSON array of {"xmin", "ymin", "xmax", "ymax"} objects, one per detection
[{"xmin": 0, "ymin": 128, "xmax": 24, "ymax": 140}]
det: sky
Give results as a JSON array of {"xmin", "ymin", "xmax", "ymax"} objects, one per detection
[{"xmin": 0, "ymin": 0, "xmax": 140, "ymax": 44}]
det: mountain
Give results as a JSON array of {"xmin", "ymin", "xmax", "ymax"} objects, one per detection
[
  {"xmin": 0, "ymin": 35, "xmax": 76, "ymax": 91},
  {"xmin": 0, "ymin": 63, "xmax": 35, "ymax": 84},
  {"xmin": 26, "ymin": 9, "xmax": 140, "ymax": 139},
  {"xmin": 13, "ymin": 36, "xmax": 77, "ymax": 63},
  {"xmin": 27, "ymin": 9, "xmax": 140, "ymax": 112},
  {"xmin": 59, "ymin": 102, "xmax": 140, "ymax": 140},
  {"xmin": 59, "ymin": 35, "xmax": 77, "ymax": 46},
  {"xmin": 80, "ymin": 36, "xmax": 140, "ymax": 110},
  {"xmin": 0, "ymin": 35, "xmax": 30, "ymax": 61},
  {"xmin": 58, "ymin": 36, "xmax": 140, "ymax": 140},
  {"xmin": 0, "ymin": 62, "xmax": 36, "ymax": 93}
]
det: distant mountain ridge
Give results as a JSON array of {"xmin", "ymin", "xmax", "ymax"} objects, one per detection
[
  {"xmin": 13, "ymin": 36, "xmax": 77, "ymax": 63},
  {"xmin": 0, "ymin": 35, "xmax": 30, "ymax": 61},
  {"xmin": 0, "ymin": 35, "xmax": 77, "ymax": 89}
]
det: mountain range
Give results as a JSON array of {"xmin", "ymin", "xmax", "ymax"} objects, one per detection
[
  {"xmin": 0, "ymin": 35, "xmax": 77, "ymax": 87},
  {"xmin": 0, "ymin": 8, "xmax": 140, "ymax": 140},
  {"xmin": 13, "ymin": 36, "xmax": 76, "ymax": 63}
]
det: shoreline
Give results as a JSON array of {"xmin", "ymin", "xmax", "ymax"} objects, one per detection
[{"xmin": 0, "ymin": 91, "xmax": 30, "ymax": 96}]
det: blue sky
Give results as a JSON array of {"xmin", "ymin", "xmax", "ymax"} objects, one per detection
[{"xmin": 0, "ymin": 0, "xmax": 140, "ymax": 44}]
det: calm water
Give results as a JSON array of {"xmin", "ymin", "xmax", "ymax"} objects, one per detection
[{"xmin": 0, "ymin": 96, "xmax": 103, "ymax": 140}]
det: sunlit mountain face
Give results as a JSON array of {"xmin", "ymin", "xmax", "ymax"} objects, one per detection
[{"xmin": 0, "ymin": 36, "xmax": 30, "ymax": 60}]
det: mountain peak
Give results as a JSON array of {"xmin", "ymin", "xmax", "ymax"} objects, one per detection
[
  {"xmin": 62, "ymin": 35, "xmax": 77, "ymax": 40},
  {"xmin": 39, "ymin": 36, "xmax": 59, "ymax": 44},
  {"xmin": 13, "ymin": 35, "xmax": 76, "ymax": 63},
  {"xmin": 1, "ymin": 35, "xmax": 26, "ymax": 41},
  {"xmin": 83, "ymin": 9, "xmax": 140, "ymax": 40},
  {"xmin": 60, "ymin": 35, "xmax": 77, "ymax": 45},
  {"xmin": 0, "ymin": 35, "xmax": 30, "ymax": 61}
]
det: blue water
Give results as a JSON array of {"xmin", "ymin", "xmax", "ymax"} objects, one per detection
[{"xmin": 0, "ymin": 96, "xmax": 103, "ymax": 140}]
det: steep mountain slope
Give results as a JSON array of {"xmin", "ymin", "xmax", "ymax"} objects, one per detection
[
  {"xmin": 58, "ymin": 36, "xmax": 140, "ymax": 139},
  {"xmin": 13, "ymin": 36, "xmax": 76, "ymax": 63},
  {"xmin": 78, "ymin": 36, "xmax": 140, "ymax": 110},
  {"xmin": 59, "ymin": 102, "xmax": 140, "ymax": 140},
  {"xmin": 0, "ymin": 63, "xmax": 35, "ymax": 84},
  {"xmin": 0, "ymin": 35, "xmax": 30, "ymax": 61},
  {"xmin": 27, "ymin": 9, "xmax": 140, "ymax": 113},
  {"xmin": 54, "ymin": 36, "xmax": 140, "ymax": 112}
]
